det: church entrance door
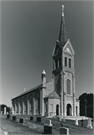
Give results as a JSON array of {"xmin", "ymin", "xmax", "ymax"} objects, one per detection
[
  {"xmin": 67, "ymin": 104, "xmax": 72, "ymax": 116},
  {"xmin": 56, "ymin": 104, "xmax": 59, "ymax": 115}
]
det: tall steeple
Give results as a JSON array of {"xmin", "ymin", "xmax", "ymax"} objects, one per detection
[
  {"xmin": 41, "ymin": 70, "xmax": 46, "ymax": 83},
  {"xmin": 58, "ymin": 5, "xmax": 67, "ymax": 46}
]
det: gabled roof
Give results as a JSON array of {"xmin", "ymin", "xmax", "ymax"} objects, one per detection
[
  {"xmin": 47, "ymin": 91, "xmax": 60, "ymax": 99},
  {"xmin": 12, "ymin": 84, "xmax": 41, "ymax": 100},
  {"xmin": 63, "ymin": 39, "xmax": 75, "ymax": 55}
]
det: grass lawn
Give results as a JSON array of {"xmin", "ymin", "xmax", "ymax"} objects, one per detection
[
  {"xmin": 0, "ymin": 114, "xmax": 94, "ymax": 135},
  {"xmin": 0, "ymin": 115, "xmax": 41, "ymax": 135},
  {"xmin": 48, "ymin": 117, "xmax": 94, "ymax": 135}
]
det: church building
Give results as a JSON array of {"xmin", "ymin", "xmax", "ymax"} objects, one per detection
[{"xmin": 12, "ymin": 5, "xmax": 80, "ymax": 117}]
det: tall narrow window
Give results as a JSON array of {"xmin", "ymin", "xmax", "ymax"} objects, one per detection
[
  {"xmin": 67, "ymin": 79, "xmax": 71, "ymax": 94},
  {"xmin": 55, "ymin": 60, "xmax": 58, "ymax": 69},
  {"xmin": 69, "ymin": 59, "xmax": 71, "ymax": 68},
  {"xmin": 65, "ymin": 57, "xmax": 67, "ymax": 67}
]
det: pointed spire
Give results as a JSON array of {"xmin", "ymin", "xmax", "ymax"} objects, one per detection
[
  {"xmin": 58, "ymin": 5, "xmax": 67, "ymax": 46},
  {"xmin": 41, "ymin": 70, "xmax": 46, "ymax": 83},
  {"xmin": 62, "ymin": 5, "xmax": 64, "ymax": 16},
  {"xmin": 42, "ymin": 69, "xmax": 46, "ymax": 75}
]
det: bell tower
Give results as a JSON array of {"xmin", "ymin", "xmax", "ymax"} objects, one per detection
[
  {"xmin": 52, "ymin": 5, "xmax": 76, "ymax": 116},
  {"xmin": 52, "ymin": 5, "xmax": 67, "ymax": 96}
]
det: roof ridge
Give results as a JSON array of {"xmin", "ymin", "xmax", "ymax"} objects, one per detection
[{"xmin": 12, "ymin": 84, "xmax": 41, "ymax": 100}]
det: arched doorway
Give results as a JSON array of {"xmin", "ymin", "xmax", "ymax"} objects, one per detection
[
  {"xmin": 56, "ymin": 104, "xmax": 59, "ymax": 116},
  {"xmin": 67, "ymin": 104, "xmax": 72, "ymax": 116}
]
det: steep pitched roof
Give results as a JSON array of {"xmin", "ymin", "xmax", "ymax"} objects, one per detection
[
  {"xmin": 12, "ymin": 84, "xmax": 41, "ymax": 100},
  {"xmin": 58, "ymin": 5, "xmax": 68, "ymax": 47}
]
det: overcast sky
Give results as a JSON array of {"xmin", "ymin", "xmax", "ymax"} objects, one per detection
[{"xmin": 0, "ymin": 0, "xmax": 93, "ymax": 107}]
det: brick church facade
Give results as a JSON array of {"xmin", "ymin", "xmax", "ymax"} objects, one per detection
[{"xmin": 12, "ymin": 5, "xmax": 80, "ymax": 117}]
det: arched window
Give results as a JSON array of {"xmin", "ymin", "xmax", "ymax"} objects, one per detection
[
  {"xmin": 15, "ymin": 102, "xmax": 18, "ymax": 113},
  {"xmin": 24, "ymin": 97, "xmax": 27, "ymax": 114},
  {"xmin": 69, "ymin": 59, "xmax": 71, "ymax": 68},
  {"xmin": 65, "ymin": 57, "xmax": 67, "ymax": 67},
  {"xmin": 19, "ymin": 98, "xmax": 22, "ymax": 114},
  {"xmin": 35, "ymin": 91, "xmax": 40, "ymax": 115},
  {"xmin": 29, "ymin": 95, "xmax": 33, "ymax": 114},
  {"xmin": 67, "ymin": 79, "xmax": 71, "ymax": 94}
]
